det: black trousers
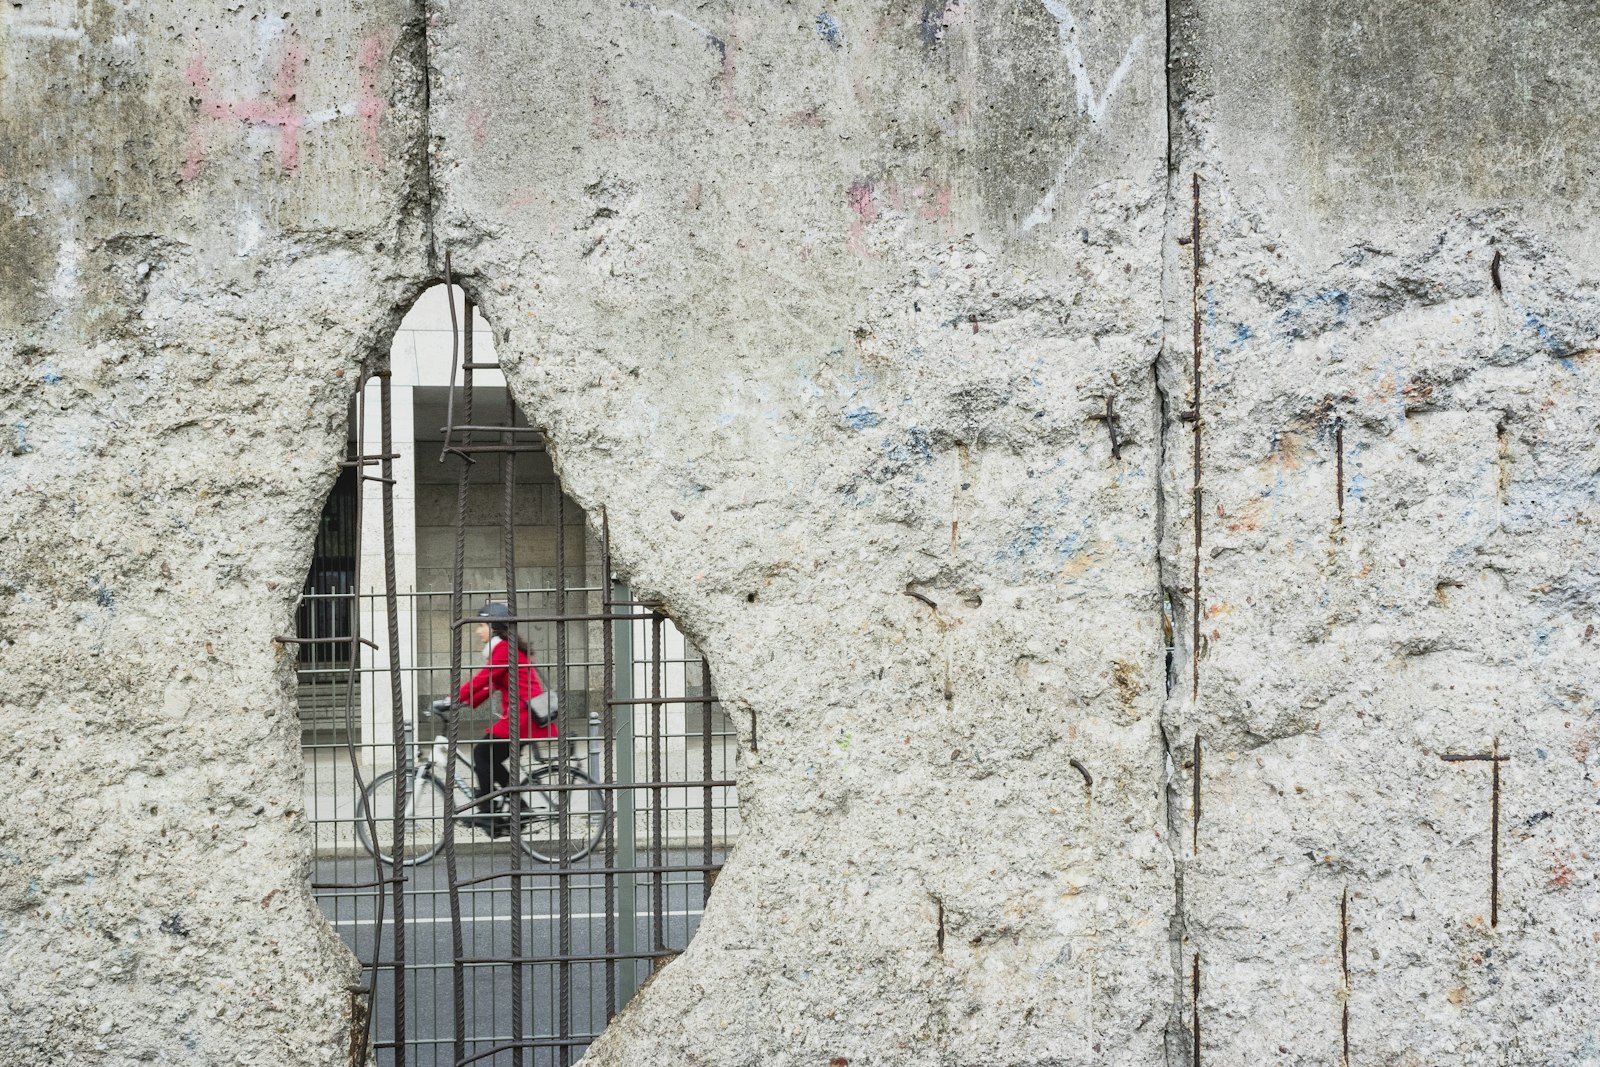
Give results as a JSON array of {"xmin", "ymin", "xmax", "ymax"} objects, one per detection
[{"xmin": 472, "ymin": 738, "xmax": 512, "ymax": 813}]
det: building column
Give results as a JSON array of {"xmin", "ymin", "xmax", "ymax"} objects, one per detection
[{"xmin": 359, "ymin": 378, "xmax": 418, "ymax": 772}]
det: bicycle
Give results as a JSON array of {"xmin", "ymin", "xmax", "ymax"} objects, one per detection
[{"xmin": 354, "ymin": 700, "xmax": 606, "ymax": 866}]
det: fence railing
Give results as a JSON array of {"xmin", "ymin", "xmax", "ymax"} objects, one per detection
[{"xmin": 299, "ymin": 585, "xmax": 739, "ymax": 1066}]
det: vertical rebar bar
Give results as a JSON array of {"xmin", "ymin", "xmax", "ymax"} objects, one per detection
[
  {"xmin": 1192, "ymin": 732, "xmax": 1203, "ymax": 853},
  {"xmin": 1491, "ymin": 736, "xmax": 1501, "ymax": 927},
  {"xmin": 1340, "ymin": 886, "xmax": 1350, "ymax": 1067},
  {"xmin": 556, "ymin": 484, "xmax": 573, "ymax": 1065},
  {"xmin": 341, "ymin": 366, "xmax": 381, "ymax": 1067},
  {"xmin": 701, "ymin": 657, "xmax": 713, "ymax": 901},
  {"xmin": 1190, "ymin": 172, "xmax": 1204, "ymax": 704},
  {"xmin": 501, "ymin": 367, "xmax": 526, "ymax": 1067},
  {"xmin": 1191, "ymin": 951, "xmax": 1201, "ymax": 1067},
  {"xmin": 650, "ymin": 613, "xmax": 666, "ymax": 957},
  {"xmin": 600, "ymin": 512, "xmax": 619, "ymax": 1021},
  {"xmin": 443, "ymin": 270, "xmax": 472, "ymax": 1067},
  {"xmin": 379, "ymin": 369, "xmax": 410, "ymax": 1064}
]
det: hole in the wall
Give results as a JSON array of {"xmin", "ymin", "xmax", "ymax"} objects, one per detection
[{"xmin": 290, "ymin": 282, "xmax": 741, "ymax": 1065}]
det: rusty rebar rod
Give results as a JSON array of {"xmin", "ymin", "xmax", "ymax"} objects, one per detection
[
  {"xmin": 442, "ymin": 259, "xmax": 472, "ymax": 1067},
  {"xmin": 1440, "ymin": 739, "xmax": 1509, "ymax": 927},
  {"xmin": 1190, "ymin": 173, "xmax": 1205, "ymax": 705}
]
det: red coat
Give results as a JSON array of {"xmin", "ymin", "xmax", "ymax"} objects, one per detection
[{"xmin": 457, "ymin": 638, "xmax": 555, "ymax": 740}]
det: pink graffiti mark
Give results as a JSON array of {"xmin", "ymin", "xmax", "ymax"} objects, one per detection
[
  {"xmin": 466, "ymin": 107, "xmax": 489, "ymax": 148},
  {"xmin": 917, "ymin": 181, "xmax": 954, "ymax": 221},
  {"xmin": 357, "ymin": 32, "xmax": 392, "ymax": 165},
  {"xmin": 181, "ymin": 38, "xmax": 310, "ymax": 180},
  {"xmin": 845, "ymin": 178, "xmax": 955, "ymax": 254},
  {"xmin": 847, "ymin": 179, "xmax": 878, "ymax": 257}
]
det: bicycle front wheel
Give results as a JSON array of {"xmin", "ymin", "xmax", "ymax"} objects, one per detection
[
  {"xmin": 354, "ymin": 770, "xmax": 448, "ymax": 866},
  {"xmin": 512, "ymin": 765, "xmax": 606, "ymax": 864}
]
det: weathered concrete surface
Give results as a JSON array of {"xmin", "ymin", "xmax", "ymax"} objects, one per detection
[
  {"xmin": 1164, "ymin": 3, "xmax": 1600, "ymax": 1063},
  {"xmin": 1170, "ymin": 0, "xmax": 1600, "ymax": 271},
  {"xmin": 3, "ymin": 1, "xmax": 1599, "ymax": 1065},
  {"xmin": 431, "ymin": 2, "xmax": 1171, "ymax": 1063},
  {"xmin": 0, "ymin": 3, "xmax": 427, "ymax": 1063}
]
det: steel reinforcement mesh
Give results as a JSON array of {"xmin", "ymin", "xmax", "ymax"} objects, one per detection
[{"xmin": 295, "ymin": 276, "xmax": 739, "ymax": 1066}]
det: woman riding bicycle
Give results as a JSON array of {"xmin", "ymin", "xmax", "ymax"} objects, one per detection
[{"xmin": 458, "ymin": 600, "xmax": 555, "ymax": 833}]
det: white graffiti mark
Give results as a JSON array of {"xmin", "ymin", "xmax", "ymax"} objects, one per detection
[
  {"xmin": 627, "ymin": 1, "xmax": 725, "ymax": 55},
  {"xmin": 1020, "ymin": 142, "xmax": 1085, "ymax": 233},
  {"xmin": 1023, "ymin": 1, "xmax": 1144, "ymax": 232},
  {"xmin": 50, "ymin": 239, "xmax": 82, "ymax": 304},
  {"xmin": 1040, "ymin": 0, "xmax": 1143, "ymax": 125}
]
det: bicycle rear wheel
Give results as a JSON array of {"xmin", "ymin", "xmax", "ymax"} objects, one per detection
[
  {"xmin": 511, "ymin": 765, "xmax": 605, "ymax": 863},
  {"xmin": 354, "ymin": 770, "xmax": 448, "ymax": 866}
]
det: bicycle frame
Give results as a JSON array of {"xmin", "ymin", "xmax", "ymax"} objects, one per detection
[
  {"xmin": 415, "ymin": 705, "xmax": 583, "ymax": 816},
  {"xmin": 395, "ymin": 716, "xmax": 476, "ymax": 807}
]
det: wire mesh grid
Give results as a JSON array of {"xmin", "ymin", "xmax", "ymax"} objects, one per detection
[{"xmin": 302, "ymin": 597, "xmax": 738, "ymax": 1065}]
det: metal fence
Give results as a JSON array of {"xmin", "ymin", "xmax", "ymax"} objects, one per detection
[{"xmin": 294, "ymin": 275, "xmax": 739, "ymax": 1066}]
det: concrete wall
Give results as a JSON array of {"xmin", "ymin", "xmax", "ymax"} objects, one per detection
[
  {"xmin": 1165, "ymin": 4, "xmax": 1600, "ymax": 1062},
  {"xmin": 1, "ymin": 3, "xmax": 1595, "ymax": 1066}
]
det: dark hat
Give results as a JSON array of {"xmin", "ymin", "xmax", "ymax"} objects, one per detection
[{"xmin": 477, "ymin": 600, "xmax": 511, "ymax": 620}]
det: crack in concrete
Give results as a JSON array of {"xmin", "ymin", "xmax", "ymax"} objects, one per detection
[
  {"xmin": 406, "ymin": 1, "xmax": 439, "ymax": 271},
  {"xmin": 1157, "ymin": 2, "xmax": 1194, "ymax": 1063}
]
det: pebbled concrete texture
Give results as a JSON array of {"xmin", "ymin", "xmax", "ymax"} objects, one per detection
[
  {"xmin": 0, "ymin": 2, "xmax": 429, "ymax": 1064},
  {"xmin": 1, "ymin": 2, "xmax": 1596, "ymax": 1066},
  {"xmin": 1166, "ymin": 2, "xmax": 1600, "ymax": 1063},
  {"xmin": 431, "ymin": 3, "xmax": 1171, "ymax": 1063}
]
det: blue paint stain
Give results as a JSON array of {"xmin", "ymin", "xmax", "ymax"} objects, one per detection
[
  {"xmin": 40, "ymin": 366, "xmax": 61, "ymax": 385},
  {"xmin": 1232, "ymin": 322, "xmax": 1253, "ymax": 346},
  {"xmin": 837, "ymin": 483, "xmax": 873, "ymax": 508},
  {"xmin": 12, "ymin": 422, "xmax": 32, "ymax": 454},
  {"xmin": 1348, "ymin": 473, "xmax": 1368, "ymax": 501},
  {"xmin": 879, "ymin": 428, "xmax": 932, "ymax": 466},
  {"xmin": 90, "ymin": 577, "xmax": 115, "ymax": 611},
  {"xmin": 999, "ymin": 524, "xmax": 1046, "ymax": 564},
  {"xmin": 716, "ymin": 413, "xmax": 737, "ymax": 428},
  {"xmin": 906, "ymin": 426, "xmax": 932, "ymax": 462},
  {"xmin": 1536, "ymin": 748, "xmax": 1549, "ymax": 760},
  {"xmin": 843, "ymin": 405, "xmax": 881, "ymax": 430},
  {"xmin": 1523, "ymin": 311, "xmax": 1570, "ymax": 356},
  {"xmin": 1275, "ymin": 288, "xmax": 1351, "ymax": 341},
  {"xmin": 815, "ymin": 12, "xmax": 843, "ymax": 49}
]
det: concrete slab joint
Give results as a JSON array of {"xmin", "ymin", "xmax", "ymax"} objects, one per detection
[{"xmin": 1, "ymin": 1, "xmax": 1597, "ymax": 1065}]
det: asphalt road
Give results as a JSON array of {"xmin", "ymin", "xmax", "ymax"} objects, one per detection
[{"xmin": 315, "ymin": 847, "xmax": 721, "ymax": 1067}]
